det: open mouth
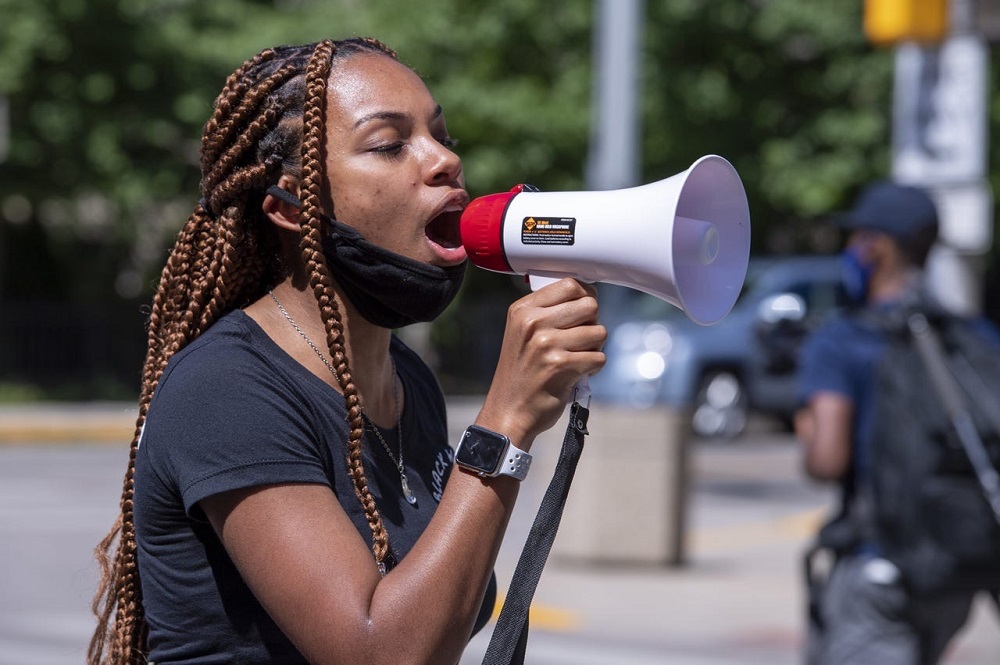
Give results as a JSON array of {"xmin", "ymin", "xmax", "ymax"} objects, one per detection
[{"xmin": 426, "ymin": 209, "xmax": 463, "ymax": 249}]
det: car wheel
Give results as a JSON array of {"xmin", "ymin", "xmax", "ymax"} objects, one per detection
[{"xmin": 691, "ymin": 370, "xmax": 748, "ymax": 439}]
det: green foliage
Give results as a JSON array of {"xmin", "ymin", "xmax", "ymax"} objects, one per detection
[
  {"xmin": 644, "ymin": 0, "xmax": 894, "ymax": 252},
  {"xmin": 0, "ymin": 0, "xmax": 367, "ymax": 300},
  {"xmin": 352, "ymin": 1, "xmax": 594, "ymax": 195},
  {"xmin": 0, "ymin": 0, "xmax": 903, "ymax": 299},
  {"xmin": 3, "ymin": 0, "xmax": 1000, "ymax": 393},
  {"xmin": 0, "ymin": 381, "xmax": 45, "ymax": 403}
]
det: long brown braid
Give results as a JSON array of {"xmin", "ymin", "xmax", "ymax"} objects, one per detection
[{"xmin": 88, "ymin": 37, "xmax": 400, "ymax": 665}]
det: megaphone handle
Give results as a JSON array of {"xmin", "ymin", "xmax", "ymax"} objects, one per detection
[
  {"xmin": 527, "ymin": 274, "xmax": 592, "ymax": 406},
  {"xmin": 574, "ymin": 375, "xmax": 592, "ymax": 406},
  {"xmin": 527, "ymin": 274, "xmax": 560, "ymax": 291}
]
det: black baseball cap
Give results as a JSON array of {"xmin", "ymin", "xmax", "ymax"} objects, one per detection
[{"xmin": 835, "ymin": 180, "xmax": 939, "ymax": 244}]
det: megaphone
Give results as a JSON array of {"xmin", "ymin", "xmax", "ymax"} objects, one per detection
[{"xmin": 460, "ymin": 154, "xmax": 751, "ymax": 326}]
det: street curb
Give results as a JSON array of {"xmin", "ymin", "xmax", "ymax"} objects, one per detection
[
  {"xmin": 0, "ymin": 425, "xmax": 134, "ymax": 444},
  {"xmin": 0, "ymin": 397, "xmax": 489, "ymax": 446},
  {"xmin": 0, "ymin": 402, "xmax": 137, "ymax": 445}
]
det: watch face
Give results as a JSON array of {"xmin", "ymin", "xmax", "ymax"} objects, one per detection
[{"xmin": 457, "ymin": 427, "xmax": 505, "ymax": 475}]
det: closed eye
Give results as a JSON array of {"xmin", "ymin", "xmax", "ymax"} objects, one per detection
[
  {"xmin": 370, "ymin": 136, "xmax": 457, "ymax": 160},
  {"xmin": 371, "ymin": 142, "xmax": 405, "ymax": 160}
]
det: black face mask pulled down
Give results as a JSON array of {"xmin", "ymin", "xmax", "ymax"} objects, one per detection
[{"xmin": 266, "ymin": 186, "xmax": 466, "ymax": 329}]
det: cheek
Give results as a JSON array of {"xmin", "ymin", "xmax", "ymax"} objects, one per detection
[
  {"xmin": 343, "ymin": 191, "xmax": 417, "ymax": 249},
  {"xmin": 370, "ymin": 187, "xmax": 413, "ymax": 220},
  {"xmin": 326, "ymin": 169, "xmax": 422, "ymax": 246}
]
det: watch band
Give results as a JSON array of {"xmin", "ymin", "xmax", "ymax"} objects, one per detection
[{"xmin": 499, "ymin": 442, "xmax": 533, "ymax": 481}]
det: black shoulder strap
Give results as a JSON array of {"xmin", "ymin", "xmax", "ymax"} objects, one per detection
[
  {"xmin": 481, "ymin": 401, "xmax": 590, "ymax": 665},
  {"xmin": 906, "ymin": 312, "xmax": 1000, "ymax": 526}
]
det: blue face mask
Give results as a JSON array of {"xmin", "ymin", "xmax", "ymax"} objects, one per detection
[{"xmin": 840, "ymin": 245, "xmax": 873, "ymax": 305}]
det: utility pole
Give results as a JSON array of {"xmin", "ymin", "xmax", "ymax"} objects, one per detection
[
  {"xmin": 0, "ymin": 95, "xmax": 8, "ymax": 306},
  {"xmin": 560, "ymin": 0, "xmax": 691, "ymax": 569},
  {"xmin": 585, "ymin": 0, "xmax": 644, "ymax": 192},
  {"xmin": 896, "ymin": 0, "xmax": 991, "ymax": 315},
  {"xmin": 868, "ymin": 0, "xmax": 993, "ymax": 315},
  {"xmin": 585, "ymin": 0, "xmax": 644, "ymax": 325}
]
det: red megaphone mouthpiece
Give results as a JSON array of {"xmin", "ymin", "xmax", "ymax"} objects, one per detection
[{"xmin": 460, "ymin": 185, "xmax": 536, "ymax": 274}]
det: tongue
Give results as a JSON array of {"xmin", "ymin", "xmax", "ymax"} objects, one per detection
[{"xmin": 427, "ymin": 211, "xmax": 462, "ymax": 248}]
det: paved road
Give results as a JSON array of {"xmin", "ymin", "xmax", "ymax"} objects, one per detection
[{"xmin": 1, "ymin": 400, "xmax": 996, "ymax": 664}]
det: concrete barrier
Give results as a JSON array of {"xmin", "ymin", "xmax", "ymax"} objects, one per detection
[{"xmin": 553, "ymin": 403, "xmax": 692, "ymax": 566}]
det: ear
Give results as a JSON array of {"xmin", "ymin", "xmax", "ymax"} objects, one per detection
[
  {"xmin": 262, "ymin": 175, "xmax": 302, "ymax": 231},
  {"xmin": 869, "ymin": 232, "xmax": 899, "ymax": 263}
]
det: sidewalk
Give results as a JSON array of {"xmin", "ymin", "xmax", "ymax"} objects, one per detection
[
  {"xmin": 450, "ymin": 399, "xmax": 1000, "ymax": 664},
  {"xmin": 1, "ymin": 399, "xmax": 997, "ymax": 664}
]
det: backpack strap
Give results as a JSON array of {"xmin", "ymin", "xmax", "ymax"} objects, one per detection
[{"xmin": 906, "ymin": 312, "xmax": 1000, "ymax": 527}]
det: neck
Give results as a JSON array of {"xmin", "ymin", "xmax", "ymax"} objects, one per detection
[
  {"xmin": 868, "ymin": 266, "xmax": 923, "ymax": 305},
  {"xmin": 246, "ymin": 281, "xmax": 399, "ymax": 426}
]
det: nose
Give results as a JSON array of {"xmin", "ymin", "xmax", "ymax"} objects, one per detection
[{"xmin": 426, "ymin": 139, "xmax": 462, "ymax": 186}]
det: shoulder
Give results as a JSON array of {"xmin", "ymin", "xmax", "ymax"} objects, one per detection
[
  {"xmin": 798, "ymin": 309, "xmax": 883, "ymax": 399},
  {"xmin": 150, "ymin": 310, "xmax": 328, "ymax": 427},
  {"xmin": 155, "ymin": 310, "xmax": 329, "ymax": 409},
  {"xmin": 140, "ymin": 311, "xmax": 337, "ymax": 509},
  {"xmin": 159, "ymin": 311, "xmax": 274, "ymax": 385},
  {"xmin": 803, "ymin": 310, "xmax": 874, "ymax": 358}
]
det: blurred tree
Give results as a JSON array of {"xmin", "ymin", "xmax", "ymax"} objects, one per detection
[
  {"xmin": 0, "ymin": 0, "xmax": 371, "ymax": 395},
  {"xmin": 644, "ymin": 0, "xmax": 895, "ymax": 254},
  {"xmin": 0, "ymin": 0, "xmax": 357, "ymax": 302},
  {"xmin": 1, "ymin": 0, "xmax": 997, "ymax": 395}
]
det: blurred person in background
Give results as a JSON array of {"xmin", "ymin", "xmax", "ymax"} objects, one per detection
[
  {"xmin": 794, "ymin": 181, "xmax": 999, "ymax": 664},
  {"xmin": 88, "ymin": 37, "xmax": 606, "ymax": 665}
]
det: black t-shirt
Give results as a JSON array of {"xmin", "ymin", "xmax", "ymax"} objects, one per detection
[{"xmin": 134, "ymin": 310, "xmax": 496, "ymax": 663}]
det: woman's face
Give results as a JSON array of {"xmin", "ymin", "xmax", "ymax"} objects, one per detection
[{"xmin": 323, "ymin": 53, "xmax": 468, "ymax": 267}]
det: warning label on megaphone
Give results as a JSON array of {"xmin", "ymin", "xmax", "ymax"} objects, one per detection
[{"xmin": 521, "ymin": 217, "xmax": 577, "ymax": 246}]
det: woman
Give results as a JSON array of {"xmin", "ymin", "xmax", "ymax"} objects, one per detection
[{"xmin": 89, "ymin": 37, "xmax": 606, "ymax": 664}]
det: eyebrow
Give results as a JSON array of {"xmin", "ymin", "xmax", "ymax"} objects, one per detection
[{"xmin": 353, "ymin": 105, "xmax": 444, "ymax": 129}]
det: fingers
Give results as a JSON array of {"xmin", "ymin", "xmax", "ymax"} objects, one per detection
[
  {"xmin": 479, "ymin": 278, "xmax": 607, "ymax": 445},
  {"xmin": 524, "ymin": 277, "xmax": 598, "ymax": 311},
  {"xmin": 509, "ymin": 278, "xmax": 600, "ymax": 333}
]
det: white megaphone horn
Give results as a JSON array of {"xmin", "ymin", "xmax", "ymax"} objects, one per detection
[{"xmin": 460, "ymin": 154, "xmax": 752, "ymax": 326}]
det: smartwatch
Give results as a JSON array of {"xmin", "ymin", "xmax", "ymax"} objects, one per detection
[{"xmin": 455, "ymin": 424, "xmax": 532, "ymax": 481}]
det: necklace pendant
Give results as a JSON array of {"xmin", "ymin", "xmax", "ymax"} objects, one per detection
[{"xmin": 400, "ymin": 472, "xmax": 417, "ymax": 505}]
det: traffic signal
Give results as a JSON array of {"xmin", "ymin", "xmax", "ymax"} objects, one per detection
[{"xmin": 864, "ymin": 0, "xmax": 949, "ymax": 46}]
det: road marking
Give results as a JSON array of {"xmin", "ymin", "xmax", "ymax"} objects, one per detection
[
  {"xmin": 690, "ymin": 507, "xmax": 827, "ymax": 554},
  {"xmin": 491, "ymin": 592, "xmax": 581, "ymax": 631},
  {"xmin": 0, "ymin": 425, "xmax": 132, "ymax": 444},
  {"xmin": 490, "ymin": 507, "xmax": 828, "ymax": 634}
]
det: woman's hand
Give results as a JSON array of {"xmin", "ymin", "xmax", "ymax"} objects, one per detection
[{"xmin": 477, "ymin": 278, "xmax": 606, "ymax": 448}]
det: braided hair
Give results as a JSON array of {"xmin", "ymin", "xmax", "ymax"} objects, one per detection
[{"xmin": 88, "ymin": 37, "xmax": 399, "ymax": 665}]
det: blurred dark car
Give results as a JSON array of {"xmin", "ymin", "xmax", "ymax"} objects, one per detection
[{"xmin": 589, "ymin": 255, "xmax": 846, "ymax": 438}]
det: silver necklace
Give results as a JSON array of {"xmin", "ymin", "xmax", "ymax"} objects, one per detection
[{"xmin": 268, "ymin": 290, "xmax": 417, "ymax": 505}]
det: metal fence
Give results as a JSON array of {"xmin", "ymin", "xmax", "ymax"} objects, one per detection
[
  {"xmin": 0, "ymin": 297, "xmax": 508, "ymax": 400},
  {"xmin": 0, "ymin": 300, "xmax": 146, "ymax": 399}
]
